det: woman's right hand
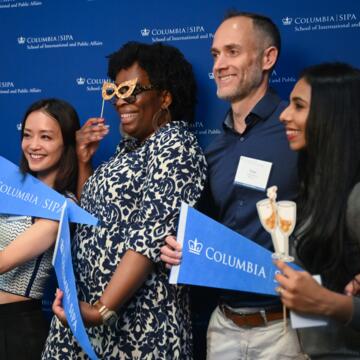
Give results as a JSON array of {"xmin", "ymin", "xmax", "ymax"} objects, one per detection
[
  {"xmin": 160, "ymin": 235, "xmax": 183, "ymax": 269},
  {"xmin": 345, "ymin": 274, "xmax": 360, "ymax": 296},
  {"xmin": 76, "ymin": 118, "xmax": 109, "ymax": 164},
  {"xmin": 275, "ymin": 260, "xmax": 354, "ymax": 323},
  {"xmin": 52, "ymin": 288, "xmax": 68, "ymax": 327}
]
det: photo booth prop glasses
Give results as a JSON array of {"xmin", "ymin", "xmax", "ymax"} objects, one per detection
[{"xmin": 99, "ymin": 78, "xmax": 158, "ymax": 117}]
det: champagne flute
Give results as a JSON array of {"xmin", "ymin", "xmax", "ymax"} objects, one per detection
[
  {"xmin": 276, "ymin": 200, "xmax": 296, "ymax": 334},
  {"xmin": 276, "ymin": 200, "xmax": 296, "ymax": 262},
  {"xmin": 256, "ymin": 198, "xmax": 281, "ymax": 258}
]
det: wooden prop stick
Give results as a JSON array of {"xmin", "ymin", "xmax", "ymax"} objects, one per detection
[{"xmin": 100, "ymin": 98, "xmax": 105, "ymax": 118}]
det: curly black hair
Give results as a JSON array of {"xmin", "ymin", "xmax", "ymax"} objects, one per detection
[{"xmin": 107, "ymin": 41, "xmax": 197, "ymax": 123}]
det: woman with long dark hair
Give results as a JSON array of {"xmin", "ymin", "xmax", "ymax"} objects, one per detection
[
  {"xmin": 276, "ymin": 62, "xmax": 360, "ymax": 357},
  {"xmin": 0, "ymin": 98, "xmax": 80, "ymax": 359}
]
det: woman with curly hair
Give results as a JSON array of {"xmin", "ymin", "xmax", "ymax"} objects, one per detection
[{"xmin": 42, "ymin": 42, "xmax": 207, "ymax": 359}]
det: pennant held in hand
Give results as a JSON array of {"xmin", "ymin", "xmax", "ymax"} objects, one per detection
[
  {"xmin": 170, "ymin": 202, "xmax": 301, "ymax": 296},
  {"xmin": 0, "ymin": 156, "xmax": 97, "ymax": 225}
]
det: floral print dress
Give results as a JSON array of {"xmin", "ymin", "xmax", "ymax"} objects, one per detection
[{"xmin": 42, "ymin": 121, "xmax": 207, "ymax": 360}]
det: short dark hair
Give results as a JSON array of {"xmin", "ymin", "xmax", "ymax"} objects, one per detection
[
  {"xmin": 223, "ymin": 10, "xmax": 281, "ymax": 58},
  {"xmin": 107, "ymin": 41, "xmax": 197, "ymax": 123},
  {"xmin": 296, "ymin": 62, "xmax": 360, "ymax": 290},
  {"xmin": 20, "ymin": 98, "xmax": 80, "ymax": 195}
]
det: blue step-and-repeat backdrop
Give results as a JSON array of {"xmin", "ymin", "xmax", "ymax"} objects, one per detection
[
  {"xmin": 1, "ymin": 1, "xmax": 359, "ymax": 358},
  {"xmin": 1, "ymin": 0, "xmax": 360, "ymax": 165}
]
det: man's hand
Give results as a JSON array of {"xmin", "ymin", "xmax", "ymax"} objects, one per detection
[{"xmin": 160, "ymin": 235, "xmax": 183, "ymax": 269}]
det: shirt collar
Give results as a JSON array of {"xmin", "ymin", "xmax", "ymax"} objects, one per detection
[
  {"xmin": 223, "ymin": 88, "xmax": 282, "ymax": 130},
  {"xmin": 117, "ymin": 120, "xmax": 188, "ymax": 152}
]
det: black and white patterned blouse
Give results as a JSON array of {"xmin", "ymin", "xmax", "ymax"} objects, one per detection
[
  {"xmin": 0, "ymin": 192, "xmax": 77, "ymax": 299},
  {"xmin": 0, "ymin": 215, "xmax": 53, "ymax": 299},
  {"xmin": 43, "ymin": 121, "xmax": 207, "ymax": 359}
]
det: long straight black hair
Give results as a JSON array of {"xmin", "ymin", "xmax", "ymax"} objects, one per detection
[
  {"xmin": 295, "ymin": 63, "xmax": 360, "ymax": 291},
  {"xmin": 20, "ymin": 98, "xmax": 80, "ymax": 195}
]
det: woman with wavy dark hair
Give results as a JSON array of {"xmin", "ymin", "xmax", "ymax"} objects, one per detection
[
  {"xmin": 43, "ymin": 42, "xmax": 207, "ymax": 359},
  {"xmin": 275, "ymin": 62, "xmax": 360, "ymax": 357},
  {"xmin": 0, "ymin": 98, "xmax": 79, "ymax": 360}
]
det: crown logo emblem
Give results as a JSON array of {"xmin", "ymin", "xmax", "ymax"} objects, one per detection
[
  {"xmin": 188, "ymin": 238, "xmax": 203, "ymax": 255},
  {"xmin": 140, "ymin": 28, "xmax": 150, "ymax": 36},
  {"xmin": 76, "ymin": 77, "xmax": 86, "ymax": 85},
  {"xmin": 16, "ymin": 123, "xmax": 22, "ymax": 131},
  {"xmin": 282, "ymin": 17, "xmax": 293, "ymax": 26},
  {"xmin": 208, "ymin": 72, "xmax": 214, "ymax": 80},
  {"xmin": 17, "ymin": 36, "xmax": 26, "ymax": 44}
]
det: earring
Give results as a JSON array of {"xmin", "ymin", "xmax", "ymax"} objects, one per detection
[{"xmin": 151, "ymin": 107, "xmax": 171, "ymax": 132}]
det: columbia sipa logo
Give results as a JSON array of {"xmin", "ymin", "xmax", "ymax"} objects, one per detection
[
  {"xmin": 17, "ymin": 36, "xmax": 26, "ymax": 45},
  {"xmin": 188, "ymin": 238, "xmax": 203, "ymax": 255},
  {"xmin": 17, "ymin": 123, "xmax": 22, "ymax": 131},
  {"xmin": 76, "ymin": 77, "xmax": 86, "ymax": 85},
  {"xmin": 140, "ymin": 28, "xmax": 150, "ymax": 36},
  {"xmin": 282, "ymin": 17, "xmax": 293, "ymax": 26},
  {"xmin": 208, "ymin": 72, "xmax": 214, "ymax": 80}
]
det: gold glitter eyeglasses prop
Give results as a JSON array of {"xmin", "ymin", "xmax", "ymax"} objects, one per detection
[{"xmin": 100, "ymin": 78, "xmax": 157, "ymax": 117}]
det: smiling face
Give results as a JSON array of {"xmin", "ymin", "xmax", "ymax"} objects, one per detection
[
  {"xmin": 113, "ymin": 62, "xmax": 169, "ymax": 141},
  {"xmin": 21, "ymin": 110, "xmax": 64, "ymax": 185},
  {"xmin": 280, "ymin": 78, "xmax": 311, "ymax": 151},
  {"xmin": 211, "ymin": 16, "xmax": 265, "ymax": 103}
]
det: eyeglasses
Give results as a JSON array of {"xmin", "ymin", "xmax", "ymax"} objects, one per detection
[{"xmin": 102, "ymin": 78, "xmax": 157, "ymax": 105}]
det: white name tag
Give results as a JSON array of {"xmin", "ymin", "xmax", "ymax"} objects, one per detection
[{"xmin": 234, "ymin": 156, "xmax": 272, "ymax": 191}]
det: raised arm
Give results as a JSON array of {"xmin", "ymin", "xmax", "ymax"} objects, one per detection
[{"xmin": 76, "ymin": 118, "xmax": 109, "ymax": 197}]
